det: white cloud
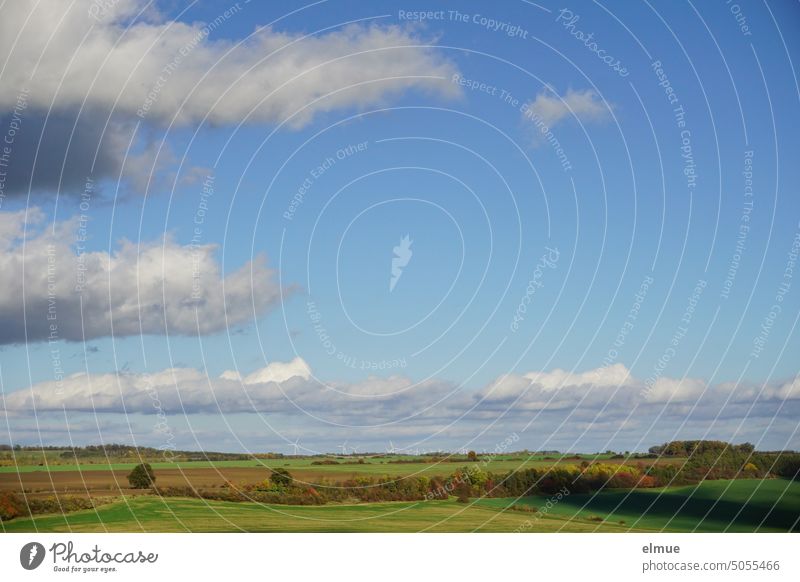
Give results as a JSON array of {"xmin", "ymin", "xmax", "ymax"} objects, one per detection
[
  {"xmin": 0, "ymin": 209, "xmax": 282, "ymax": 343},
  {"xmin": 4, "ymin": 359, "xmax": 799, "ymax": 451},
  {"xmin": 1, "ymin": 356, "xmax": 455, "ymax": 420},
  {"xmin": 240, "ymin": 357, "xmax": 311, "ymax": 385},
  {"xmin": 523, "ymin": 363, "xmax": 631, "ymax": 391},
  {"xmin": 0, "ymin": 1, "xmax": 458, "ymax": 127},
  {"xmin": 480, "ymin": 363, "xmax": 632, "ymax": 402},
  {"xmin": 0, "ymin": 1, "xmax": 459, "ymax": 197},
  {"xmin": 1, "ymin": 359, "xmax": 310, "ymax": 414},
  {"xmin": 645, "ymin": 377, "xmax": 707, "ymax": 403},
  {"xmin": 6, "ymin": 360, "xmax": 798, "ymax": 432},
  {"xmin": 522, "ymin": 88, "xmax": 611, "ymax": 129}
]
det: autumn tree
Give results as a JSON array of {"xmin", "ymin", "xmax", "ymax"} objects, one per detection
[
  {"xmin": 456, "ymin": 481, "xmax": 471, "ymax": 503},
  {"xmin": 270, "ymin": 468, "xmax": 293, "ymax": 488},
  {"xmin": 0, "ymin": 491, "xmax": 26, "ymax": 520},
  {"xmin": 127, "ymin": 463, "xmax": 155, "ymax": 489}
]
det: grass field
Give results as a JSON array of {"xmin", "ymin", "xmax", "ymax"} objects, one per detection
[
  {"xmin": 0, "ymin": 453, "xmax": 622, "ymax": 473},
  {"xmin": 3, "ymin": 479, "xmax": 796, "ymax": 533},
  {"xmin": 0, "ymin": 496, "xmax": 642, "ymax": 532},
  {"xmin": 479, "ymin": 479, "xmax": 800, "ymax": 533}
]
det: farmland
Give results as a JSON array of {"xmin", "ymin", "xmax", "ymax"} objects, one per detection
[
  {"xmin": 2, "ymin": 479, "xmax": 797, "ymax": 533},
  {"xmin": 479, "ymin": 479, "xmax": 800, "ymax": 532},
  {"xmin": 0, "ymin": 451, "xmax": 671, "ymax": 498},
  {"xmin": 1, "ymin": 441, "xmax": 798, "ymax": 532}
]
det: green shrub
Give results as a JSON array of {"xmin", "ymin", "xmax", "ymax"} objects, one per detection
[
  {"xmin": 270, "ymin": 468, "xmax": 293, "ymax": 487},
  {"xmin": 127, "ymin": 463, "xmax": 156, "ymax": 489}
]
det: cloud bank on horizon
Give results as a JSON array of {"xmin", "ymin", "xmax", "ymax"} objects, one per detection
[{"xmin": 3, "ymin": 358, "xmax": 798, "ymax": 452}]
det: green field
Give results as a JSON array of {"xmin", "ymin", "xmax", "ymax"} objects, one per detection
[
  {"xmin": 0, "ymin": 453, "xmax": 623, "ymax": 476},
  {"xmin": 4, "ymin": 479, "xmax": 796, "ymax": 533},
  {"xmin": 0, "ymin": 496, "xmax": 638, "ymax": 533},
  {"xmin": 479, "ymin": 479, "xmax": 800, "ymax": 532}
]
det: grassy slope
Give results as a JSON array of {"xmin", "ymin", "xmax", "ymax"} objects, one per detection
[
  {"xmin": 479, "ymin": 479, "xmax": 800, "ymax": 532},
  {"xmin": 3, "ymin": 479, "xmax": 796, "ymax": 533},
  {"xmin": 0, "ymin": 496, "xmax": 637, "ymax": 533}
]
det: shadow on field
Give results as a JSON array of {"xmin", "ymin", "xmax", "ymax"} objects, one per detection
[{"xmin": 554, "ymin": 483, "xmax": 800, "ymax": 532}]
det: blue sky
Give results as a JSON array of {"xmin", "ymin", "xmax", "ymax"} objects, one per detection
[{"xmin": 0, "ymin": 0, "xmax": 798, "ymax": 453}]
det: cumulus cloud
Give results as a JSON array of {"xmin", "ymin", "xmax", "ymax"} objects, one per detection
[
  {"xmin": 2, "ymin": 364, "xmax": 301, "ymax": 415},
  {"xmin": 238, "ymin": 357, "xmax": 311, "ymax": 385},
  {"xmin": 0, "ymin": 110, "xmax": 165, "ymax": 199},
  {"xmin": 645, "ymin": 377, "xmax": 707, "ymax": 403},
  {"xmin": 0, "ymin": 208, "xmax": 281, "ymax": 343},
  {"xmin": 478, "ymin": 363, "xmax": 633, "ymax": 406},
  {"xmin": 473, "ymin": 364, "xmax": 800, "ymax": 430},
  {"xmin": 0, "ymin": 1, "xmax": 458, "ymax": 125},
  {"xmin": 0, "ymin": 0, "xmax": 459, "ymax": 196},
  {"xmin": 5, "ymin": 359, "xmax": 798, "ymax": 439},
  {"xmin": 522, "ymin": 88, "xmax": 611, "ymax": 129},
  {"xmin": 1, "ymin": 356, "xmax": 454, "ymax": 422}
]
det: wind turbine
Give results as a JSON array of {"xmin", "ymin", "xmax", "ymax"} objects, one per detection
[
  {"xmin": 290, "ymin": 438, "xmax": 300, "ymax": 456},
  {"xmin": 387, "ymin": 441, "xmax": 397, "ymax": 454},
  {"xmin": 338, "ymin": 440, "xmax": 348, "ymax": 456}
]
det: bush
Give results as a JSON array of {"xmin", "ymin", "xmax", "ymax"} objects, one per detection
[
  {"xmin": 773, "ymin": 454, "xmax": 800, "ymax": 480},
  {"xmin": 27, "ymin": 496, "xmax": 95, "ymax": 515},
  {"xmin": 0, "ymin": 491, "xmax": 26, "ymax": 521},
  {"xmin": 455, "ymin": 481, "xmax": 471, "ymax": 503},
  {"xmin": 270, "ymin": 467, "xmax": 293, "ymax": 487},
  {"xmin": 127, "ymin": 463, "xmax": 156, "ymax": 489}
]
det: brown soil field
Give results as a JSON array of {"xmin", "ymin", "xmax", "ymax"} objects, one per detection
[
  {"xmin": 0, "ymin": 457, "xmax": 685, "ymax": 498},
  {"xmin": 0, "ymin": 467, "xmax": 398, "ymax": 497}
]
